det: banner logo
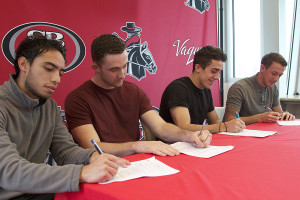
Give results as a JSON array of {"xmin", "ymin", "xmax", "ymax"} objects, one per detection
[
  {"xmin": 1, "ymin": 22, "xmax": 86, "ymax": 72},
  {"xmin": 184, "ymin": 0, "xmax": 210, "ymax": 14},
  {"xmin": 113, "ymin": 22, "xmax": 157, "ymax": 81},
  {"xmin": 173, "ymin": 39, "xmax": 201, "ymax": 65}
]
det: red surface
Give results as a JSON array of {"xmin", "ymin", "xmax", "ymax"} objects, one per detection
[{"xmin": 55, "ymin": 122, "xmax": 300, "ymax": 200}]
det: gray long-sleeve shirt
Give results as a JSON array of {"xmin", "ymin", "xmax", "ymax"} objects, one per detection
[{"xmin": 0, "ymin": 75, "xmax": 95, "ymax": 199}]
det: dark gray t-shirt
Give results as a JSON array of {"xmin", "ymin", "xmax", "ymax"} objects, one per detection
[{"xmin": 226, "ymin": 73, "xmax": 280, "ymax": 117}]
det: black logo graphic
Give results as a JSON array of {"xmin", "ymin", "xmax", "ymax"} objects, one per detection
[
  {"xmin": 1, "ymin": 22, "xmax": 86, "ymax": 72},
  {"xmin": 113, "ymin": 22, "xmax": 157, "ymax": 81},
  {"xmin": 185, "ymin": 0, "xmax": 210, "ymax": 14}
]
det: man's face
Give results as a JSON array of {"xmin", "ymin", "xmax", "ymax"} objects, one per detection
[
  {"xmin": 23, "ymin": 50, "xmax": 65, "ymax": 99},
  {"xmin": 97, "ymin": 50, "xmax": 128, "ymax": 89},
  {"xmin": 196, "ymin": 59, "xmax": 223, "ymax": 89},
  {"xmin": 260, "ymin": 62, "xmax": 285, "ymax": 88}
]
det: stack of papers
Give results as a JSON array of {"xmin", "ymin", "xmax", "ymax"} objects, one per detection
[
  {"xmin": 219, "ymin": 129, "xmax": 277, "ymax": 137},
  {"xmin": 100, "ymin": 157, "xmax": 179, "ymax": 184},
  {"xmin": 171, "ymin": 142, "xmax": 234, "ymax": 158},
  {"xmin": 277, "ymin": 121, "xmax": 300, "ymax": 126}
]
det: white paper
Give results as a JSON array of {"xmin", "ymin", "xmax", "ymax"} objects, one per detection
[
  {"xmin": 218, "ymin": 129, "xmax": 277, "ymax": 137},
  {"xmin": 277, "ymin": 120, "xmax": 300, "ymax": 126},
  {"xmin": 99, "ymin": 157, "xmax": 179, "ymax": 184},
  {"xmin": 171, "ymin": 142, "xmax": 234, "ymax": 158}
]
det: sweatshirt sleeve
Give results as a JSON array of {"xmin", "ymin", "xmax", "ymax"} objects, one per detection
[
  {"xmin": 0, "ymin": 104, "xmax": 94, "ymax": 194},
  {"xmin": 0, "ymin": 124, "xmax": 82, "ymax": 193},
  {"xmin": 50, "ymin": 105, "xmax": 95, "ymax": 166}
]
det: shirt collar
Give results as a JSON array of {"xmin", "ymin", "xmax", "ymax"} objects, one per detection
[
  {"xmin": 250, "ymin": 73, "xmax": 266, "ymax": 93},
  {"xmin": 9, "ymin": 74, "xmax": 44, "ymax": 108}
]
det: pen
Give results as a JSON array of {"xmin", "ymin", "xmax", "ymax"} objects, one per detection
[
  {"xmin": 91, "ymin": 139, "xmax": 103, "ymax": 154},
  {"xmin": 264, "ymin": 105, "xmax": 281, "ymax": 119},
  {"xmin": 199, "ymin": 119, "xmax": 207, "ymax": 136},
  {"xmin": 235, "ymin": 112, "xmax": 240, "ymax": 118},
  {"xmin": 264, "ymin": 106, "xmax": 273, "ymax": 112}
]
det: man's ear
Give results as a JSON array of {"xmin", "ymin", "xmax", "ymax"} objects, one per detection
[
  {"xmin": 92, "ymin": 62, "xmax": 100, "ymax": 72},
  {"xmin": 260, "ymin": 64, "xmax": 266, "ymax": 72},
  {"xmin": 18, "ymin": 57, "xmax": 30, "ymax": 73},
  {"xmin": 195, "ymin": 64, "xmax": 202, "ymax": 73}
]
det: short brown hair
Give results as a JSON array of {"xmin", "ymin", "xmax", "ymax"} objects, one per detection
[
  {"xmin": 193, "ymin": 46, "xmax": 227, "ymax": 72},
  {"xmin": 261, "ymin": 53, "xmax": 287, "ymax": 69},
  {"xmin": 91, "ymin": 34, "xmax": 127, "ymax": 67}
]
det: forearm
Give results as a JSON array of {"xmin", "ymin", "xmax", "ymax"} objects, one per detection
[
  {"xmin": 51, "ymin": 125, "xmax": 94, "ymax": 165},
  {"xmin": 173, "ymin": 122, "xmax": 221, "ymax": 134},
  {"xmin": 0, "ymin": 157, "xmax": 82, "ymax": 193},
  {"xmin": 97, "ymin": 142, "xmax": 138, "ymax": 157},
  {"xmin": 226, "ymin": 113, "xmax": 259, "ymax": 125},
  {"xmin": 152, "ymin": 122, "xmax": 193, "ymax": 143},
  {"xmin": 240, "ymin": 115, "xmax": 261, "ymax": 125}
]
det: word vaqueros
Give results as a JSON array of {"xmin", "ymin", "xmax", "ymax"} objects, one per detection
[{"xmin": 173, "ymin": 39, "xmax": 201, "ymax": 65}]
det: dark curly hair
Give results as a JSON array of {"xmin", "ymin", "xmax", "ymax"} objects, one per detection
[
  {"xmin": 14, "ymin": 35, "xmax": 66, "ymax": 78},
  {"xmin": 192, "ymin": 46, "xmax": 227, "ymax": 72}
]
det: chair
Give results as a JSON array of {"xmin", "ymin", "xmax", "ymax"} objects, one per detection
[
  {"xmin": 139, "ymin": 106, "xmax": 159, "ymax": 141},
  {"xmin": 215, "ymin": 107, "xmax": 225, "ymax": 122},
  {"xmin": 141, "ymin": 123, "xmax": 157, "ymax": 141}
]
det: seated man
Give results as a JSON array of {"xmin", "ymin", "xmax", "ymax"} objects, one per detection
[
  {"xmin": 0, "ymin": 36, "xmax": 129, "ymax": 199},
  {"xmin": 224, "ymin": 52, "xmax": 295, "ymax": 125},
  {"xmin": 65, "ymin": 34, "xmax": 212, "ymax": 158},
  {"xmin": 159, "ymin": 46, "xmax": 245, "ymax": 134}
]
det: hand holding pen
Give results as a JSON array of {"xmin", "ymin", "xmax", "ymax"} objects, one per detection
[
  {"xmin": 224, "ymin": 112, "xmax": 245, "ymax": 132},
  {"xmin": 193, "ymin": 119, "xmax": 211, "ymax": 148},
  {"xmin": 264, "ymin": 105, "xmax": 295, "ymax": 121},
  {"xmin": 264, "ymin": 105, "xmax": 281, "ymax": 119},
  {"xmin": 259, "ymin": 105, "xmax": 281, "ymax": 122},
  {"xmin": 90, "ymin": 139, "xmax": 130, "ymax": 167},
  {"xmin": 79, "ymin": 140, "xmax": 130, "ymax": 183}
]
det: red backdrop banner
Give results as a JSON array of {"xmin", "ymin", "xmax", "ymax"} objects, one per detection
[{"xmin": 0, "ymin": 0, "xmax": 219, "ymax": 110}]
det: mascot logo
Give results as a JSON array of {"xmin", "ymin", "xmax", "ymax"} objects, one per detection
[
  {"xmin": 113, "ymin": 22, "xmax": 157, "ymax": 81},
  {"xmin": 1, "ymin": 22, "xmax": 86, "ymax": 72},
  {"xmin": 185, "ymin": 0, "xmax": 210, "ymax": 14}
]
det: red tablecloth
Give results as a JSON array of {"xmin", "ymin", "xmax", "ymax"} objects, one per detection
[{"xmin": 55, "ymin": 122, "xmax": 300, "ymax": 200}]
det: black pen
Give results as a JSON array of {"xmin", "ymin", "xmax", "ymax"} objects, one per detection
[
  {"xmin": 91, "ymin": 139, "xmax": 103, "ymax": 154},
  {"xmin": 199, "ymin": 119, "xmax": 207, "ymax": 136}
]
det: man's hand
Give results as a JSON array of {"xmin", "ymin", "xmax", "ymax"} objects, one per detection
[
  {"xmin": 280, "ymin": 112, "xmax": 295, "ymax": 121},
  {"xmin": 258, "ymin": 112, "xmax": 281, "ymax": 123},
  {"xmin": 132, "ymin": 141, "xmax": 180, "ymax": 156},
  {"xmin": 80, "ymin": 153, "xmax": 130, "ymax": 183},
  {"xmin": 226, "ymin": 118, "xmax": 246, "ymax": 132},
  {"xmin": 191, "ymin": 130, "xmax": 212, "ymax": 148}
]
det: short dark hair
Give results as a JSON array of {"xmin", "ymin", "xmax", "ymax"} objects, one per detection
[
  {"xmin": 91, "ymin": 34, "xmax": 127, "ymax": 67},
  {"xmin": 192, "ymin": 46, "xmax": 227, "ymax": 72},
  {"xmin": 14, "ymin": 35, "xmax": 66, "ymax": 78},
  {"xmin": 261, "ymin": 52, "xmax": 287, "ymax": 69}
]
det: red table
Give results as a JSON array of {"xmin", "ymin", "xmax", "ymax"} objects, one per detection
[{"xmin": 55, "ymin": 122, "xmax": 300, "ymax": 200}]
